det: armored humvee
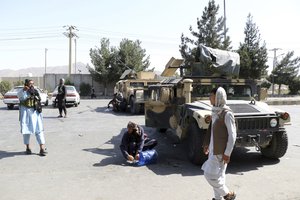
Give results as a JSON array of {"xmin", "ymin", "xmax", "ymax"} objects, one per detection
[
  {"xmin": 144, "ymin": 45, "xmax": 290, "ymax": 165},
  {"xmin": 114, "ymin": 70, "xmax": 161, "ymax": 114}
]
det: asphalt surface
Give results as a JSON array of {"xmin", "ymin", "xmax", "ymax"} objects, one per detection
[{"xmin": 0, "ymin": 100, "xmax": 300, "ymax": 200}]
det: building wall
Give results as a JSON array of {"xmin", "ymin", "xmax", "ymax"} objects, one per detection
[{"xmin": 1, "ymin": 74, "xmax": 115, "ymax": 97}]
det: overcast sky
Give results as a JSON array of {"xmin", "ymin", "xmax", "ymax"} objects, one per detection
[{"xmin": 0, "ymin": 0, "xmax": 299, "ymax": 73}]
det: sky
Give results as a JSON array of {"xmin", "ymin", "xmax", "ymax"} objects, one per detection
[{"xmin": 0, "ymin": 0, "xmax": 299, "ymax": 74}]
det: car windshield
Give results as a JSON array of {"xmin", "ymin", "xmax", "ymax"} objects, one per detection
[
  {"xmin": 11, "ymin": 87, "xmax": 23, "ymax": 92},
  {"xmin": 53, "ymin": 85, "xmax": 77, "ymax": 93},
  {"xmin": 66, "ymin": 86, "xmax": 76, "ymax": 92}
]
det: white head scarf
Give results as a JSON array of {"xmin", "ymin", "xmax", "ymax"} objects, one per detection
[{"xmin": 212, "ymin": 87, "xmax": 231, "ymax": 117}]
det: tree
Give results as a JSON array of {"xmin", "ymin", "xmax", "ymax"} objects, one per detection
[
  {"xmin": 0, "ymin": 80, "xmax": 12, "ymax": 95},
  {"xmin": 89, "ymin": 38, "xmax": 116, "ymax": 95},
  {"xmin": 270, "ymin": 51, "xmax": 300, "ymax": 95},
  {"xmin": 288, "ymin": 76, "xmax": 300, "ymax": 95},
  {"xmin": 237, "ymin": 14, "xmax": 268, "ymax": 79},
  {"xmin": 179, "ymin": 0, "xmax": 231, "ymax": 64},
  {"xmin": 89, "ymin": 38, "xmax": 150, "ymax": 96},
  {"xmin": 116, "ymin": 39, "xmax": 150, "ymax": 72}
]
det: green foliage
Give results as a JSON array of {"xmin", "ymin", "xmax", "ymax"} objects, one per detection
[
  {"xmin": 89, "ymin": 38, "xmax": 150, "ymax": 86},
  {"xmin": 179, "ymin": 0, "xmax": 232, "ymax": 64},
  {"xmin": 237, "ymin": 14, "xmax": 268, "ymax": 79},
  {"xmin": 0, "ymin": 81, "xmax": 12, "ymax": 95},
  {"xmin": 13, "ymin": 80, "xmax": 24, "ymax": 86},
  {"xmin": 79, "ymin": 82, "xmax": 91, "ymax": 96},
  {"xmin": 65, "ymin": 79, "xmax": 74, "ymax": 85},
  {"xmin": 261, "ymin": 79, "xmax": 271, "ymax": 89},
  {"xmin": 288, "ymin": 77, "xmax": 300, "ymax": 95},
  {"xmin": 271, "ymin": 51, "xmax": 300, "ymax": 95}
]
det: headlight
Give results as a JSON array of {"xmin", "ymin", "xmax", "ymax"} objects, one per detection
[{"xmin": 270, "ymin": 118, "xmax": 278, "ymax": 127}]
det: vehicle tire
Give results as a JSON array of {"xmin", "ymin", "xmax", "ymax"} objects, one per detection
[
  {"xmin": 119, "ymin": 100, "xmax": 127, "ymax": 112},
  {"xmin": 52, "ymin": 103, "xmax": 56, "ymax": 108},
  {"xmin": 261, "ymin": 131, "xmax": 288, "ymax": 159},
  {"xmin": 157, "ymin": 128, "xmax": 167, "ymax": 133},
  {"xmin": 187, "ymin": 120, "xmax": 207, "ymax": 165},
  {"xmin": 130, "ymin": 96, "xmax": 140, "ymax": 114},
  {"xmin": 44, "ymin": 100, "xmax": 48, "ymax": 106},
  {"xmin": 74, "ymin": 103, "xmax": 78, "ymax": 107},
  {"xmin": 7, "ymin": 104, "xmax": 14, "ymax": 110}
]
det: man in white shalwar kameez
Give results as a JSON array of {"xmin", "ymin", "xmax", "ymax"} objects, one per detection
[
  {"xmin": 201, "ymin": 87, "xmax": 236, "ymax": 200},
  {"xmin": 18, "ymin": 79, "xmax": 47, "ymax": 156}
]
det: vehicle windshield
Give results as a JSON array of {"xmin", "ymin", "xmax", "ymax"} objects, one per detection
[
  {"xmin": 192, "ymin": 84, "xmax": 252, "ymax": 99},
  {"xmin": 66, "ymin": 86, "xmax": 76, "ymax": 92},
  {"xmin": 130, "ymin": 82, "xmax": 144, "ymax": 88},
  {"xmin": 53, "ymin": 86, "xmax": 77, "ymax": 93},
  {"xmin": 11, "ymin": 87, "xmax": 23, "ymax": 92}
]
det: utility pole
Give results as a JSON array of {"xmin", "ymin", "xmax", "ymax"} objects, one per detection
[
  {"xmin": 63, "ymin": 25, "xmax": 78, "ymax": 77},
  {"xmin": 269, "ymin": 48, "xmax": 282, "ymax": 96},
  {"xmin": 223, "ymin": 0, "xmax": 227, "ymax": 40},
  {"xmin": 74, "ymin": 38, "xmax": 77, "ymax": 74},
  {"xmin": 44, "ymin": 48, "xmax": 48, "ymax": 89}
]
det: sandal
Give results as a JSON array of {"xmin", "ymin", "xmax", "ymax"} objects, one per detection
[
  {"xmin": 224, "ymin": 192, "xmax": 236, "ymax": 200},
  {"xmin": 25, "ymin": 148, "xmax": 32, "ymax": 155},
  {"xmin": 39, "ymin": 149, "xmax": 47, "ymax": 156}
]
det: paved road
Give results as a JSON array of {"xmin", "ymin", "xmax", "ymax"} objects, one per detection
[{"xmin": 0, "ymin": 100, "xmax": 300, "ymax": 200}]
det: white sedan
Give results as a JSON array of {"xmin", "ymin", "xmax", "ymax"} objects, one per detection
[
  {"xmin": 51, "ymin": 85, "xmax": 80, "ymax": 107},
  {"xmin": 3, "ymin": 86, "xmax": 49, "ymax": 110}
]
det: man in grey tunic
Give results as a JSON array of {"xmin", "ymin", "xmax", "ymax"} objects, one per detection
[
  {"xmin": 18, "ymin": 79, "xmax": 47, "ymax": 156},
  {"xmin": 202, "ymin": 87, "xmax": 236, "ymax": 200}
]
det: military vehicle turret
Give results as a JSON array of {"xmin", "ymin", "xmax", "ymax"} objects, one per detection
[{"xmin": 144, "ymin": 45, "xmax": 290, "ymax": 165}]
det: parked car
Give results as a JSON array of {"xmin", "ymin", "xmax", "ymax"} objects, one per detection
[
  {"xmin": 51, "ymin": 85, "xmax": 80, "ymax": 107},
  {"xmin": 3, "ymin": 86, "xmax": 49, "ymax": 110}
]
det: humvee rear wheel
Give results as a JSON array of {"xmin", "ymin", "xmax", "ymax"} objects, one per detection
[
  {"xmin": 260, "ymin": 131, "xmax": 288, "ymax": 159},
  {"xmin": 187, "ymin": 120, "xmax": 207, "ymax": 165}
]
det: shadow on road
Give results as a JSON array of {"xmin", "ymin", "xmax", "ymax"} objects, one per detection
[
  {"xmin": 83, "ymin": 126, "xmax": 282, "ymax": 177},
  {"xmin": 93, "ymin": 106, "xmax": 144, "ymax": 116},
  {"xmin": 0, "ymin": 150, "xmax": 27, "ymax": 159}
]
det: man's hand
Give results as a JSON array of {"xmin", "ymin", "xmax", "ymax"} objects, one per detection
[
  {"xmin": 222, "ymin": 154, "xmax": 230, "ymax": 164},
  {"xmin": 127, "ymin": 155, "xmax": 134, "ymax": 161},
  {"xmin": 23, "ymin": 86, "xmax": 29, "ymax": 91},
  {"xmin": 135, "ymin": 153, "xmax": 140, "ymax": 161},
  {"xmin": 203, "ymin": 145, "xmax": 209, "ymax": 155}
]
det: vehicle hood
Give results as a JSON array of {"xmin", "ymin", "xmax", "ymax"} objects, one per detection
[{"xmin": 187, "ymin": 100, "xmax": 277, "ymax": 116}]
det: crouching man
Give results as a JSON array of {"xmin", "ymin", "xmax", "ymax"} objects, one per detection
[{"xmin": 120, "ymin": 121, "xmax": 157, "ymax": 161}]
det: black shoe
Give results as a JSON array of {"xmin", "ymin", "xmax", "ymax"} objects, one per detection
[
  {"xmin": 58, "ymin": 115, "xmax": 63, "ymax": 118},
  {"xmin": 224, "ymin": 192, "xmax": 236, "ymax": 200},
  {"xmin": 25, "ymin": 148, "xmax": 32, "ymax": 155},
  {"xmin": 39, "ymin": 149, "xmax": 47, "ymax": 156}
]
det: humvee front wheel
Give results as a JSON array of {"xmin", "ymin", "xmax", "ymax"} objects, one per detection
[
  {"xmin": 187, "ymin": 120, "xmax": 207, "ymax": 165},
  {"xmin": 260, "ymin": 131, "xmax": 288, "ymax": 159},
  {"xmin": 130, "ymin": 96, "xmax": 140, "ymax": 114}
]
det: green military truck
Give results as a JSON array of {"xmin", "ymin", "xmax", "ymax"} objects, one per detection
[{"xmin": 144, "ymin": 45, "xmax": 291, "ymax": 165}]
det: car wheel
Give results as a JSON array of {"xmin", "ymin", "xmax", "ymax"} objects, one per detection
[
  {"xmin": 7, "ymin": 104, "xmax": 14, "ymax": 110},
  {"xmin": 44, "ymin": 100, "xmax": 48, "ymax": 106},
  {"xmin": 187, "ymin": 120, "xmax": 207, "ymax": 165},
  {"xmin": 261, "ymin": 131, "xmax": 288, "ymax": 159},
  {"xmin": 74, "ymin": 103, "xmax": 78, "ymax": 107}
]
